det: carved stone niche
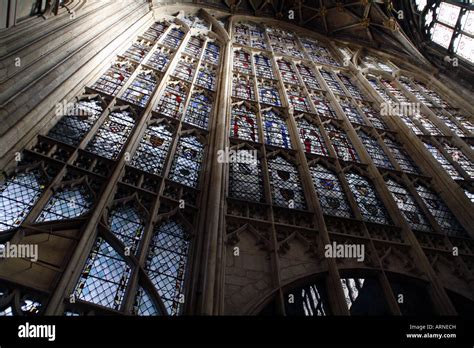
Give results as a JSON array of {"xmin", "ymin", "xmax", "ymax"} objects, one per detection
[
  {"xmin": 424, "ymin": 251, "xmax": 474, "ymax": 301},
  {"xmin": 327, "ymin": 234, "xmax": 377, "ymax": 269},
  {"xmin": 366, "ymin": 224, "xmax": 406, "ymax": 244},
  {"xmin": 324, "ymin": 216, "xmax": 365, "ymax": 238},
  {"xmin": 276, "ymin": 227, "xmax": 324, "ymax": 285},
  {"xmin": 223, "ymin": 223, "xmax": 274, "ymax": 315},
  {"xmin": 374, "ymin": 241, "xmax": 424, "ymax": 278},
  {"xmin": 272, "ymin": 206, "xmax": 315, "ymax": 228},
  {"xmin": 226, "ymin": 198, "xmax": 269, "ymax": 221},
  {"xmin": 414, "ymin": 230, "xmax": 451, "ymax": 251}
]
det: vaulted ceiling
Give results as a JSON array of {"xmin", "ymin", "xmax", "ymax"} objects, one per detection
[{"xmin": 175, "ymin": 0, "xmax": 426, "ymax": 61}]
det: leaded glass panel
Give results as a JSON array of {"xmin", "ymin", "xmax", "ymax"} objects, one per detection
[
  {"xmin": 145, "ymin": 219, "xmax": 189, "ymax": 315},
  {"xmin": 262, "ymin": 110, "xmax": 291, "ymax": 149},
  {"xmin": 130, "ymin": 123, "xmax": 173, "ymax": 175},
  {"xmin": 385, "ymin": 179, "xmax": 431, "ymax": 231},
  {"xmin": 169, "ymin": 135, "xmax": 203, "ymax": 188},
  {"xmin": 230, "ymin": 104, "xmax": 259, "ymax": 142},
  {"xmin": 345, "ymin": 172, "xmax": 390, "ymax": 224},
  {"xmin": 229, "ymin": 150, "xmax": 263, "ymax": 202},
  {"xmin": 86, "ymin": 110, "xmax": 135, "ymax": 160},
  {"xmin": 310, "ymin": 164, "xmax": 352, "ymax": 217},
  {"xmin": 268, "ymin": 156, "xmax": 306, "ymax": 209}
]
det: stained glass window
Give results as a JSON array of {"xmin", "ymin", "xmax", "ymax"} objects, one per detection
[
  {"xmin": 86, "ymin": 110, "xmax": 135, "ymax": 160},
  {"xmin": 296, "ymin": 63, "xmax": 321, "ymax": 90},
  {"xmin": 384, "ymin": 137, "xmax": 420, "ymax": 174},
  {"xmin": 325, "ymin": 124, "xmax": 359, "ymax": 162},
  {"xmin": 172, "ymin": 56, "xmax": 196, "ymax": 82},
  {"xmin": 414, "ymin": 81, "xmax": 448, "ymax": 108},
  {"xmin": 443, "ymin": 143, "xmax": 474, "ymax": 178},
  {"xmin": 311, "ymin": 92, "xmax": 337, "ymax": 119},
  {"xmin": 380, "ymin": 79, "xmax": 410, "ymax": 104},
  {"xmin": 262, "ymin": 109, "xmax": 291, "ymax": 149},
  {"xmin": 74, "ymin": 237, "xmax": 131, "ymax": 310},
  {"xmin": 413, "ymin": 114, "xmax": 443, "ymax": 135},
  {"xmin": 296, "ymin": 118, "xmax": 328, "ymax": 156},
  {"xmin": 233, "ymin": 49, "xmax": 252, "ymax": 75},
  {"xmin": 385, "ymin": 179, "xmax": 431, "ymax": 232},
  {"xmin": 360, "ymin": 103, "xmax": 388, "ymax": 130},
  {"xmin": 184, "ymin": 36, "xmax": 204, "ymax": 56},
  {"xmin": 286, "ymin": 86, "xmax": 310, "ymax": 113},
  {"xmin": 358, "ymin": 130, "xmax": 394, "ymax": 169},
  {"xmin": 415, "ymin": 184, "xmax": 465, "ymax": 236},
  {"xmin": 132, "ymin": 286, "xmax": 161, "ymax": 316},
  {"xmin": 145, "ymin": 48, "xmax": 171, "ymax": 72},
  {"xmin": 277, "ymin": 59, "xmax": 299, "ymax": 84},
  {"xmin": 204, "ymin": 42, "xmax": 220, "ymax": 65},
  {"xmin": 345, "ymin": 172, "xmax": 390, "ymax": 225},
  {"xmin": 122, "ymin": 38, "xmax": 153, "ymax": 63},
  {"xmin": 251, "ymin": 36, "xmax": 267, "ymax": 50},
  {"xmin": 163, "ymin": 28, "xmax": 185, "ymax": 49},
  {"xmin": 400, "ymin": 115, "xmax": 423, "ymax": 135},
  {"xmin": 36, "ymin": 185, "xmax": 93, "ymax": 222},
  {"xmin": 145, "ymin": 219, "xmax": 189, "ymax": 315},
  {"xmin": 434, "ymin": 113, "xmax": 467, "ymax": 137},
  {"xmin": 0, "ymin": 170, "xmax": 45, "ymax": 232},
  {"xmin": 258, "ymin": 80, "xmax": 282, "ymax": 107},
  {"xmin": 131, "ymin": 123, "xmax": 173, "ymax": 175},
  {"xmin": 424, "ymin": 142, "xmax": 462, "ymax": 180},
  {"xmin": 232, "ymin": 75, "xmax": 255, "ymax": 100},
  {"xmin": 47, "ymin": 99, "xmax": 104, "ymax": 146},
  {"xmin": 229, "ymin": 150, "xmax": 264, "ymax": 202},
  {"xmin": 121, "ymin": 69, "xmax": 158, "ymax": 107},
  {"xmin": 108, "ymin": 203, "xmax": 145, "ymax": 253},
  {"xmin": 155, "ymin": 81, "xmax": 187, "ymax": 119},
  {"xmin": 339, "ymin": 100, "xmax": 365, "ymax": 125},
  {"xmin": 195, "ymin": 64, "xmax": 217, "ymax": 91},
  {"xmin": 142, "ymin": 21, "xmax": 168, "ymax": 42},
  {"xmin": 268, "ymin": 34, "xmax": 287, "ymax": 55},
  {"xmin": 464, "ymin": 189, "xmax": 474, "ymax": 203},
  {"xmin": 268, "ymin": 156, "xmax": 306, "ymax": 209},
  {"xmin": 310, "ymin": 164, "xmax": 352, "ymax": 217},
  {"xmin": 230, "ymin": 103, "xmax": 259, "ymax": 142},
  {"xmin": 319, "ymin": 70, "xmax": 344, "ymax": 96},
  {"xmin": 169, "ymin": 135, "xmax": 203, "ymax": 188},
  {"xmin": 233, "ymin": 24, "xmax": 249, "ymax": 46},
  {"xmin": 337, "ymin": 73, "xmax": 364, "ymax": 99},
  {"xmin": 254, "ymin": 54, "xmax": 275, "ymax": 80},
  {"xmin": 301, "ymin": 38, "xmax": 339, "ymax": 66},
  {"xmin": 92, "ymin": 58, "xmax": 135, "ymax": 96},
  {"xmin": 367, "ymin": 76, "xmax": 392, "ymax": 103},
  {"xmin": 399, "ymin": 77, "xmax": 433, "ymax": 107},
  {"xmin": 183, "ymin": 92, "xmax": 213, "ymax": 130},
  {"xmin": 285, "ymin": 37, "xmax": 305, "ymax": 59}
]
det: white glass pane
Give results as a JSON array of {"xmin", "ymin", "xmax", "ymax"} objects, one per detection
[
  {"xmin": 462, "ymin": 10, "xmax": 474, "ymax": 35},
  {"xmin": 456, "ymin": 34, "xmax": 474, "ymax": 63},
  {"xmin": 437, "ymin": 2, "xmax": 461, "ymax": 27},
  {"xmin": 431, "ymin": 23, "xmax": 453, "ymax": 49},
  {"xmin": 416, "ymin": 0, "xmax": 427, "ymax": 12}
]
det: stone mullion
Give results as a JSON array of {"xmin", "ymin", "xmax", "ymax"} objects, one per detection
[
  {"xmin": 269, "ymin": 41, "xmax": 350, "ymax": 314},
  {"xmin": 319, "ymin": 67, "xmax": 439, "ymax": 315},
  {"xmin": 394, "ymin": 79, "xmax": 474, "ymax": 161},
  {"xmin": 338, "ymin": 73, "xmax": 460, "ymax": 315},
  {"xmin": 432, "ymin": 138, "xmax": 472, "ymax": 181},
  {"xmin": 120, "ymin": 25, "xmax": 198, "ymax": 315},
  {"xmin": 254, "ymin": 27, "xmax": 288, "ymax": 315},
  {"xmin": 44, "ymin": 19, "xmax": 195, "ymax": 315},
  {"xmin": 401, "ymin": 79, "xmax": 467, "ymax": 132},
  {"xmin": 184, "ymin": 33, "xmax": 230, "ymax": 315},
  {"xmin": 388, "ymin": 115, "xmax": 474, "ymax": 232}
]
